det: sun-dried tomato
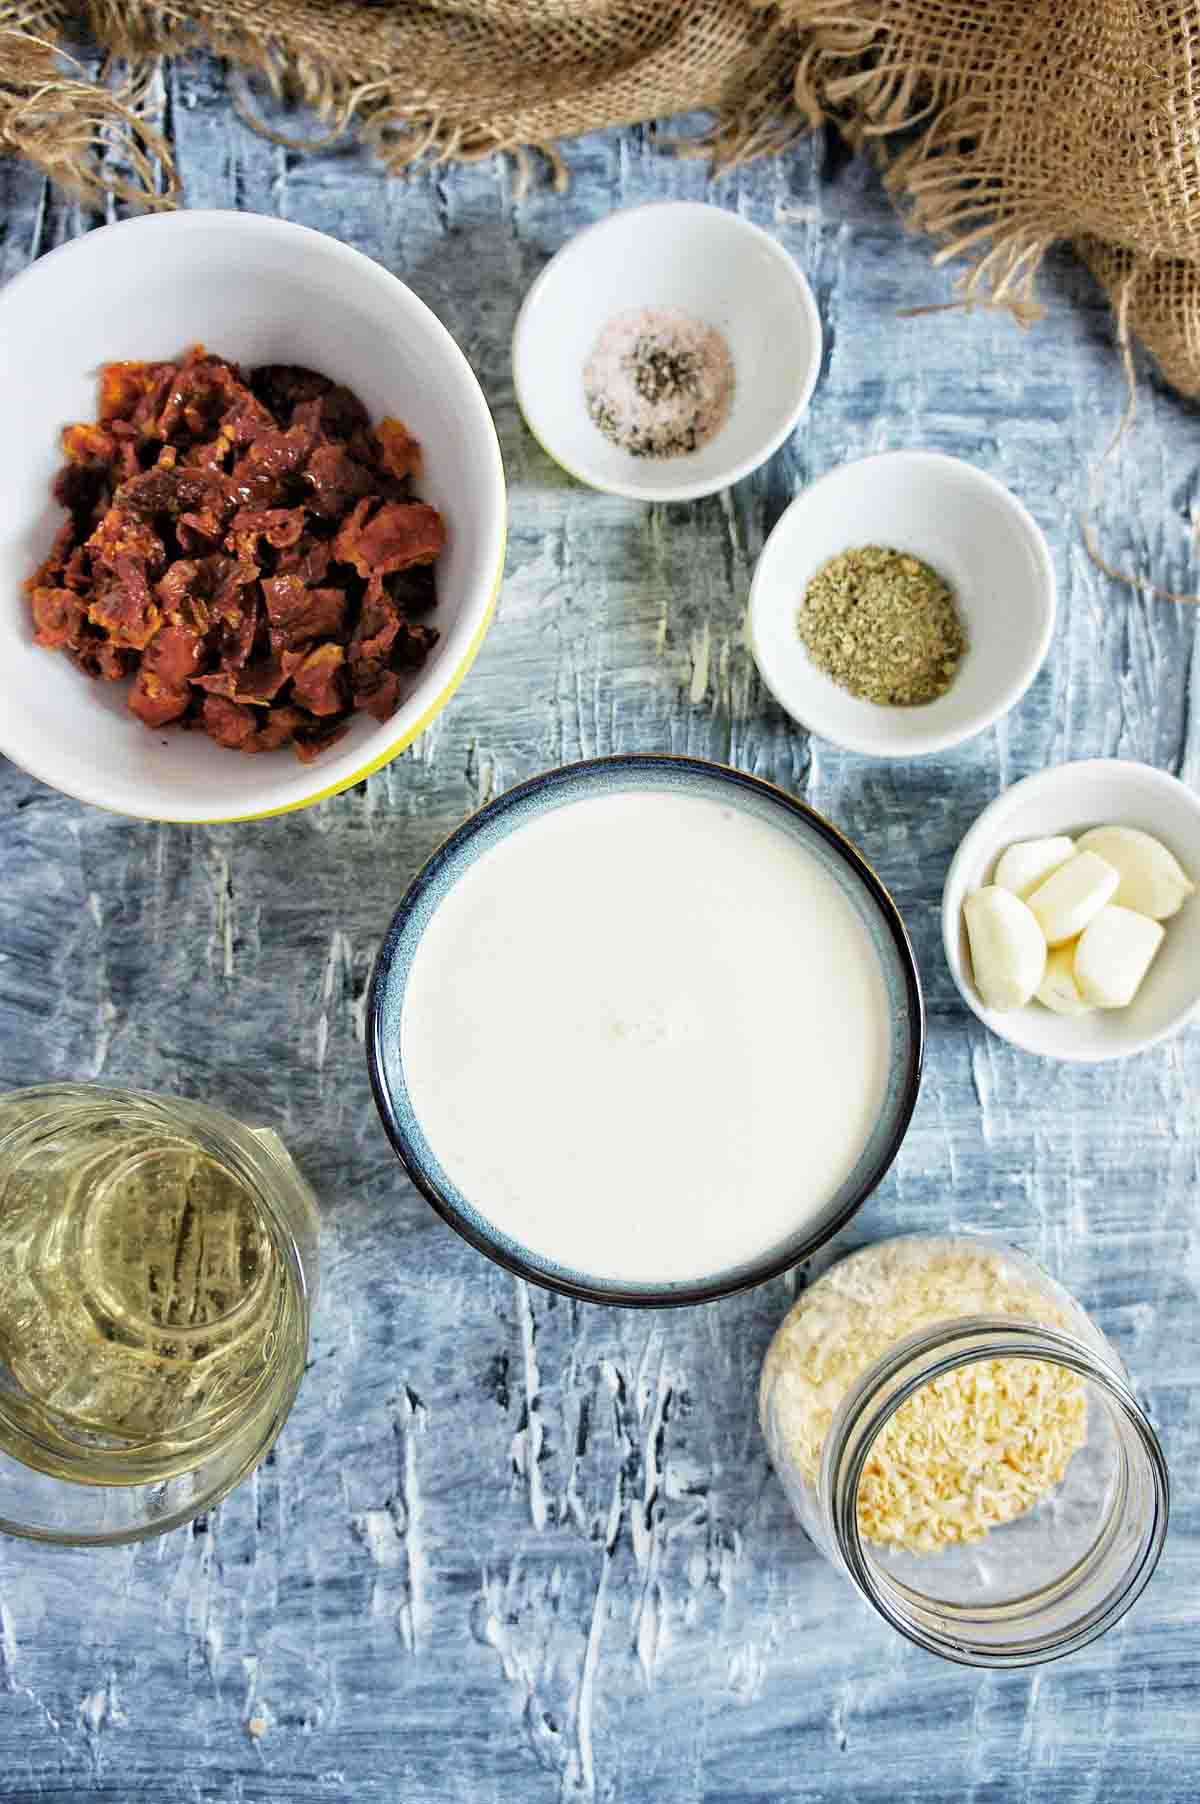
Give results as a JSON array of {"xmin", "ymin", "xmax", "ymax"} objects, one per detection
[
  {"xmin": 333, "ymin": 500, "xmax": 445, "ymax": 578},
  {"xmin": 129, "ymin": 668, "xmax": 191, "ymax": 727},
  {"xmin": 26, "ymin": 347, "xmax": 443, "ymax": 759},
  {"xmin": 262, "ymin": 575, "xmax": 348, "ymax": 646},
  {"xmin": 375, "ymin": 417, "xmax": 422, "ymax": 481},
  {"xmin": 30, "ymin": 586, "xmax": 86, "ymax": 650},
  {"xmin": 302, "ymin": 444, "xmax": 375, "ymax": 521},
  {"xmin": 290, "ymin": 642, "xmax": 347, "ymax": 717}
]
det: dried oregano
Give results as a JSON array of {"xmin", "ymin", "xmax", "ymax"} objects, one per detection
[{"xmin": 798, "ymin": 545, "xmax": 966, "ymax": 707}]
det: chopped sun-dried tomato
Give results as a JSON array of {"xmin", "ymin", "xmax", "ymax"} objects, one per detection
[
  {"xmin": 30, "ymin": 586, "xmax": 86, "ymax": 650},
  {"xmin": 27, "ymin": 349, "xmax": 443, "ymax": 759},
  {"xmin": 62, "ymin": 423, "xmax": 118, "ymax": 467},
  {"xmin": 98, "ymin": 361, "xmax": 160, "ymax": 425},
  {"xmin": 228, "ymin": 424, "xmax": 313, "ymax": 511},
  {"xmin": 350, "ymin": 588, "xmax": 402, "ymax": 665},
  {"xmin": 290, "ymin": 642, "xmax": 347, "ymax": 717},
  {"xmin": 129, "ymin": 669, "xmax": 191, "ymax": 728},
  {"xmin": 88, "ymin": 556, "xmax": 161, "ymax": 650},
  {"xmin": 273, "ymin": 535, "xmax": 332, "ymax": 587},
  {"xmin": 142, "ymin": 623, "xmax": 206, "ymax": 690},
  {"xmin": 350, "ymin": 659, "xmax": 402, "ymax": 723},
  {"xmin": 262, "ymin": 575, "xmax": 348, "ymax": 646},
  {"xmin": 202, "ymin": 693, "xmax": 259, "ymax": 750},
  {"xmin": 85, "ymin": 508, "xmax": 165, "ymax": 575},
  {"xmin": 303, "ymin": 443, "xmax": 375, "ymax": 520},
  {"xmin": 376, "ymin": 417, "xmax": 422, "ymax": 480},
  {"xmin": 333, "ymin": 500, "xmax": 445, "ymax": 578}
]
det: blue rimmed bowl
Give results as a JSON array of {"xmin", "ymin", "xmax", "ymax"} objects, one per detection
[{"xmin": 366, "ymin": 755, "xmax": 924, "ymax": 1307}]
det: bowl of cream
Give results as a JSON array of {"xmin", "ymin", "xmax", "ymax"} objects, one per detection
[{"xmin": 367, "ymin": 756, "xmax": 924, "ymax": 1305}]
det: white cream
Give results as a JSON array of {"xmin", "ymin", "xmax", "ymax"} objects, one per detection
[{"xmin": 400, "ymin": 789, "xmax": 892, "ymax": 1285}]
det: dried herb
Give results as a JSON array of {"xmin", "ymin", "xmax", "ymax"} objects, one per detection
[{"xmin": 798, "ymin": 545, "xmax": 966, "ymax": 707}]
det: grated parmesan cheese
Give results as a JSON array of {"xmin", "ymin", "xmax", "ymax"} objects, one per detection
[{"xmin": 759, "ymin": 1239, "xmax": 1089, "ymax": 1555}]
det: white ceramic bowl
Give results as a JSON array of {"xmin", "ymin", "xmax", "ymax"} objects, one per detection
[
  {"xmin": 0, "ymin": 210, "xmax": 506, "ymax": 822},
  {"xmin": 749, "ymin": 451, "xmax": 1055, "ymax": 757},
  {"xmin": 511, "ymin": 201, "xmax": 821, "ymax": 503},
  {"xmin": 943, "ymin": 759, "xmax": 1200, "ymax": 1061}
]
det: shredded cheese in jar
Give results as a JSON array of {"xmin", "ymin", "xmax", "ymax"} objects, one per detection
[{"xmin": 759, "ymin": 1239, "xmax": 1088, "ymax": 1555}]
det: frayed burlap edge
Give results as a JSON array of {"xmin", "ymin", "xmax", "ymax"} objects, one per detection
[
  {"xmin": 1, "ymin": 2, "xmax": 807, "ymax": 210},
  {"xmin": 0, "ymin": 0, "xmax": 1180, "ymax": 374},
  {"xmin": 92, "ymin": 2, "xmax": 528, "ymax": 176},
  {"xmin": 777, "ymin": 2, "xmax": 1200, "ymax": 595},
  {"xmin": 0, "ymin": 15, "xmax": 176, "ymax": 207},
  {"xmin": 787, "ymin": 9, "xmax": 1054, "ymax": 317},
  {"xmin": 780, "ymin": 2, "xmax": 1200, "ymax": 406}
]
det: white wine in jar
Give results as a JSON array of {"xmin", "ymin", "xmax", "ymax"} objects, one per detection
[{"xmin": 0, "ymin": 1087, "xmax": 317, "ymax": 1523}]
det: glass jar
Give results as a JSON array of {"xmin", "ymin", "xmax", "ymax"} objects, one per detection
[
  {"xmin": 0, "ymin": 1084, "xmax": 319, "ymax": 1546},
  {"xmin": 760, "ymin": 1235, "xmax": 1168, "ymax": 1666}
]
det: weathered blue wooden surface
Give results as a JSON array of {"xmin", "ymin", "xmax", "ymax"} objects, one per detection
[{"xmin": 1, "ymin": 54, "xmax": 1198, "ymax": 1804}]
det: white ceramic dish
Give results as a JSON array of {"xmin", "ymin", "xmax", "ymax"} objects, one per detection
[
  {"xmin": 943, "ymin": 759, "xmax": 1200, "ymax": 1061},
  {"xmin": 511, "ymin": 201, "xmax": 821, "ymax": 503},
  {"xmin": 749, "ymin": 451, "xmax": 1056, "ymax": 757},
  {"xmin": 0, "ymin": 210, "xmax": 506, "ymax": 823}
]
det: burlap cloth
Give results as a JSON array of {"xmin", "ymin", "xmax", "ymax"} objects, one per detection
[{"xmin": 3, "ymin": 0, "xmax": 1200, "ymax": 400}]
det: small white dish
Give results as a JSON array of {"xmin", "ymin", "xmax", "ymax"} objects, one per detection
[
  {"xmin": 511, "ymin": 201, "xmax": 821, "ymax": 503},
  {"xmin": 943, "ymin": 758, "xmax": 1200, "ymax": 1062},
  {"xmin": 749, "ymin": 451, "xmax": 1056, "ymax": 757}
]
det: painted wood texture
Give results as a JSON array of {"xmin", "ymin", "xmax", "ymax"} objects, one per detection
[{"xmin": 1, "ymin": 54, "xmax": 1198, "ymax": 1804}]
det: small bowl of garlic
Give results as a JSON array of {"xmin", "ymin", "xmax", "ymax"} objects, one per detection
[{"xmin": 943, "ymin": 758, "xmax": 1200, "ymax": 1061}]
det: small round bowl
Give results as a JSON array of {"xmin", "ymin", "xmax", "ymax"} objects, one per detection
[
  {"xmin": 511, "ymin": 202, "xmax": 821, "ymax": 503},
  {"xmin": 749, "ymin": 451, "xmax": 1056, "ymax": 757},
  {"xmin": 367, "ymin": 755, "xmax": 924, "ymax": 1307},
  {"xmin": 0, "ymin": 210, "xmax": 506, "ymax": 822},
  {"xmin": 943, "ymin": 758, "xmax": 1200, "ymax": 1062}
]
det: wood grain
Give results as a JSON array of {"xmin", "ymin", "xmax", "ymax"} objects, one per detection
[{"xmin": 0, "ymin": 54, "xmax": 1197, "ymax": 1804}]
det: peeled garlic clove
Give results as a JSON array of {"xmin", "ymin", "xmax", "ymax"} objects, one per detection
[
  {"xmin": 1074, "ymin": 905, "xmax": 1165, "ymax": 1008},
  {"xmin": 1036, "ymin": 941, "xmax": 1094, "ymax": 1016},
  {"xmin": 993, "ymin": 835, "xmax": 1076, "ymax": 900},
  {"xmin": 963, "ymin": 886, "xmax": 1047, "ymax": 1011},
  {"xmin": 1027, "ymin": 851, "xmax": 1120, "ymax": 946},
  {"xmin": 1074, "ymin": 825, "xmax": 1196, "ymax": 921}
]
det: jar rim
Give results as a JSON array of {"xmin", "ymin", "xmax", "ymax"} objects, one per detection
[{"xmin": 823, "ymin": 1316, "xmax": 1170, "ymax": 1668}]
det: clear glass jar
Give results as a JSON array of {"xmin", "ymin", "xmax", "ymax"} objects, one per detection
[
  {"xmin": 760, "ymin": 1235, "xmax": 1168, "ymax": 1667},
  {"xmin": 0, "ymin": 1084, "xmax": 319, "ymax": 1546}
]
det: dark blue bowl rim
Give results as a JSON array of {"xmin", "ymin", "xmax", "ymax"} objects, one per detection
[{"xmin": 366, "ymin": 753, "xmax": 926, "ymax": 1309}]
